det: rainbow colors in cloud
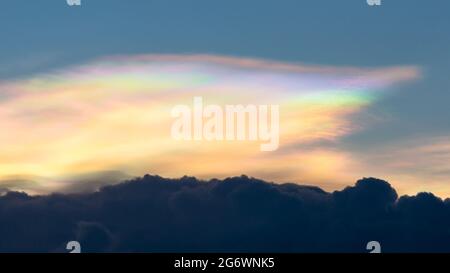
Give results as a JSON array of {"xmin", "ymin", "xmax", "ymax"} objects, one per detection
[{"xmin": 0, "ymin": 55, "xmax": 420, "ymax": 194}]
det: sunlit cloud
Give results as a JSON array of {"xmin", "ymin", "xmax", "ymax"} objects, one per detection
[
  {"xmin": 352, "ymin": 137, "xmax": 450, "ymax": 197},
  {"xmin": 0, "ymin": 54, "xmax": 420, "ymax": 193}
]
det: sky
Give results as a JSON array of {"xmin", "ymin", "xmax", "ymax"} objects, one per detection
[{"xmin": 0, "ymin": 0, "xmax": 449, "ymax": 196}]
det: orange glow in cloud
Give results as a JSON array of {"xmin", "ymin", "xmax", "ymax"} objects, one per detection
[{"xmin": 0, "ymin": 54, "xmax": 421, "ymax": 194}]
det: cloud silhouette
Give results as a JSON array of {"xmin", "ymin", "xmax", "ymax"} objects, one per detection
[{"xmin": 0, "ymin": 174, "xmax": 448, "ymax": 253}]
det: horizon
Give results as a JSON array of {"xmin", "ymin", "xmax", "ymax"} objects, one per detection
[{"xmin": 4, "ymin": 171, "xmax": 449, "ymax": 200}]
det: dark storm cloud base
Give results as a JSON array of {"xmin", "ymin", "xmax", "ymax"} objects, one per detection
[{"xmin": 0, "ymin": 174, "xmax": 449, "ymax": 253}]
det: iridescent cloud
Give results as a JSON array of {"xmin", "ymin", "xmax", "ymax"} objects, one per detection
[{"xmin": 0, "ymin": 54, "xmax": 420, "ymax": 194}]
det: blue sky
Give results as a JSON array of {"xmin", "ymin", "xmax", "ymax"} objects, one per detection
[{"xmin": 1, "ymin": 0, "xmax": 448, "ymax": 72}]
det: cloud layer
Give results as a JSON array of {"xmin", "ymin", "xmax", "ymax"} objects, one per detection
[
  {"xmin": 0, "ymin": 54, "xmax": 420, "ymax": 193},
  {"xmin": 1, "ymin": 174, "xmax": 449, "ymax": 253}
]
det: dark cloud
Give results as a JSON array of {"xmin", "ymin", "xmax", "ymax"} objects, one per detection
[
  {"xmin": 74, "ymin": 221, "xmax": 115, "ymax": 252},
  {"xmin": 0, "ymin": 174, "xmax": 449, "ymax": 253}
]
